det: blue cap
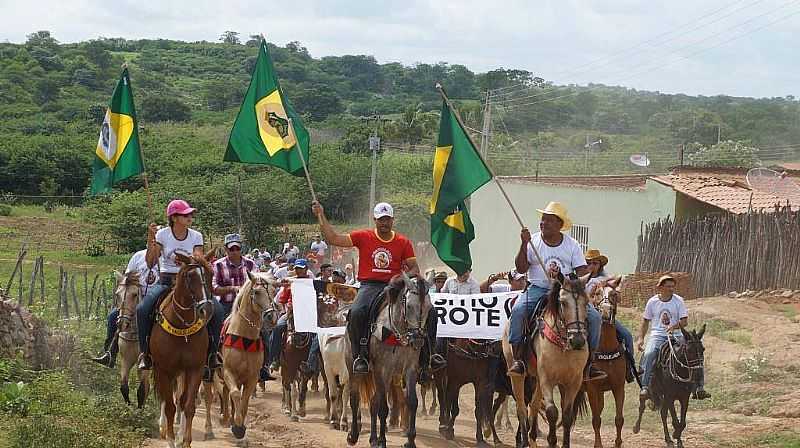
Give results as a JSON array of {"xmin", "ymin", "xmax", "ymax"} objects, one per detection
[{"xmin": 293, "ymin": 258, "xmax": 308, "ymax": 269}]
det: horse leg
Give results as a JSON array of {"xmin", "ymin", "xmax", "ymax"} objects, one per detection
[
  {"xmin": 137, "ymin": 369, "xmax": 150, "ymax": 409},
  {"xmin": 503, "ymin": 396, "xmax": 513, "ymax": 430},
  {"xmin": 674, "ymin": 395, "xmax": 689, "ymax": 448},
  {"xmin": 612, "ymin": 386, "xmax": 625, "ymax": 448},
  {"xmin": 181, "ymin": 371, "xmax": 202, "ymax": 448},
  {"xmin": 120, "ymin": 357, "xmax": 132, "ymax": 405},
  {"xmin": 559, "ymin": 384, "xmax": 580, "ymax": 448},
  {"xmin": 288, "ymin": 380, "xmax": 298, "ymax": 422},
  {"xmin": 156, "ymin": 371, "xmax": 177, "ymax": 448},
  {"xmin": 588, "ymin": 388, "xmax": 604, "ymax": 448},
  {"xmin": 347, "ymin": 378, "xmax": 361, "ymax": 446},
  {"xmin": 490, "ymin": 392, "xmax": 505, "ymax": 445},
  {"xmin": 660, "ymin": 402, "xmax": 674, "ymax": 447},
  {"xmin": 377, "ymin": 384, "xmax": 390, "ymax": 448},
  {"xmin": 223, "ymin": 368, "xmax": 245, "ymax": 439},
  {"xmin": 447, "ymin": 383, "xmax": 460, "ymax": 441},
  {"xmin": 403, "ymin": 369, "xmax": 419, "ymax": 448},
  {"xmin": 510, "ymin": 375, "xmax": 530, "ymax": 448},
  {"xmin": 329, "ymin": 376, "xmax": 341, "ymax": 429},
  {"xmin": 541, "ymin": 380, "xmax": 559, "ymax": 448},
  {"xmin": 633, "ymin": 394, "xmax": 646, "ymax": 434},
  {"xmin": 234, "ymin": 379, "xmax": 258, "ymax": 444},
  {"xmin": 341, "ymin": 379, "xmax": 350, "ymax": 432},
  {"xmin": 298, "ymin": 375, "xmax": 309, "ymax": 417},
  {"xmin": 369, "ymin": 388, "xmax": 380, "ymax": 448},
  {"xmin": 436, "ymin": 373, "xmax": 449, "ymax": 438},
  {"xmin": 201, "ymin": 382, "xmax": 215, "ymax": 440},
  {"xmin": 474, "ymin": 381, "xmax": 492, "ymax": 448}
]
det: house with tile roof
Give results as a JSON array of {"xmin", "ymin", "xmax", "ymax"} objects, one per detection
[{"xmin": 468, "ymin": 167, "xmax": 800, "ymax": 276}]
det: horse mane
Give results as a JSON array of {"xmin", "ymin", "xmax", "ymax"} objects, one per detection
[
  {"xmin": 544, "ymin": 280, "xmax": 562, "ymax": 316},
  {"xmin": 231, "ymin": 275, "xmax": 255, "ymax": 316}
]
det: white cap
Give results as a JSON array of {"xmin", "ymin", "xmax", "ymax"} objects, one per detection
[{"xmin": 373, "ymin": 202, "xmax": 394, "ymax": 219}]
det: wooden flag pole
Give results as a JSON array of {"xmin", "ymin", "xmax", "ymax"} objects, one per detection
[
  {"xmin": 435, "ymin": 83, "xmax": 548, "ymax": 275},
  {"xmin": 288, "ymin": 118, "xmax": 318, "ymax": 203}
]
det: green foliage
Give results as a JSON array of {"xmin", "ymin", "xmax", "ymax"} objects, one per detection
[
  {"xmin": 140, "ymin": 95, "xmax": 191, "ymax": 122},
  {"xmin": 0, "ymin": 382, "xmax": 29, "ymax": 416},
  {"xmin": 688, "ymin": 140, "xmax": 760, "ymax": 168},
  {"xmin": 0, "ymin": 205, "xmax": 10, "ymax": 216}
]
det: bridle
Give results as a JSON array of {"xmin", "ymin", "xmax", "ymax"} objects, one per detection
[
  {"xmin": 238, "ymin": 278, "xmax": 277, "ymax": 330},
  {"xmin": 171, "ymin": 262, "xmax": 213, "ymax": 327},
  {"xmin": 664, "ymin": 335, "xmax": 705, "ymax": 383},
  {"xmin": 555, "ymin": 278, "xmax": 588, "ymax": 344},
  {"xmin": 595, "ymin": 285, "xmax": 618, "ymax": 324},
  {"xmin": 116, "ymin": 276, "xmax": 141, "ymax": 335},
  {"xmin": 387, "ymin": 276, "xmax": 428, "ymax": 349}
]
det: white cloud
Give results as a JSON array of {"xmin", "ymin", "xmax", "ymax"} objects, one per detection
[{"xmin": 1, "ymin": 0, "xmax": 798, "ymax": 97}]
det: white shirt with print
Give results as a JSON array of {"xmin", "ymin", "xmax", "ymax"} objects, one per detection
[
  {"xmin": 643, "ymin": 294, "xmax": 689, "ymax": 338},
  {"xmin": 310, "ymin": 240, "xmax": 328, "ymax": 256},
  {"xmin": 155, "ymin": 227, "xmax": 204, "ymax": 274},
  {"xmin": 526, "ymin": 232, "xmax": 586, "ymax": 289}
]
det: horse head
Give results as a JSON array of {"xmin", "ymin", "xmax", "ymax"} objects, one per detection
[
  {"xmin": 386, "ymin": 273, "xmax": 431, "ymax": 350},
  {"xmin": 245, "ymin": 271, "xmax": 280, "ymax": 330},
  {"xmin": 680, "ymin": 323, "xmax": 707, "ymax": 383},
  {"xmin": 174, "ymin": 252, "xmax": 214, "ymax": 313},
  {"xmin": 597, "ymin": 276, "xmax": 622, "ymax": 324},
  {"xmin": 114, "ymin": 270, "xmax": 141, "ymax": 333},
  {"xmin": 555, "ymin": 273, "xmax": 590, "ymax": 350}
]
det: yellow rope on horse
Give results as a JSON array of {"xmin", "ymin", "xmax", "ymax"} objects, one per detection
[{"xmin": 159, "ymin": 315, "xmax": 206, "ymax": 337}]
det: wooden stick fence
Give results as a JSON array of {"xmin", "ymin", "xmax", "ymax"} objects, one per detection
[{"xmin": 637, "ymin": 206, "xmax": 800, "ymax": 297}]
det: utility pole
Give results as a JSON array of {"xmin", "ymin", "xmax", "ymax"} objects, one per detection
[
  {"xmin": 368, "ymin": 114, "xmax": 380, "ymax": 225},
  {"xmin": 479, "ymin": 91, "xmax": 492, "ymax": 158},
  {"xmin": 585, "ymin": 134, "xmax": 590, "ymax": 175},
  {"xmin": 717, "ymin": 123, "xmax": 721, "ymax": 144}
]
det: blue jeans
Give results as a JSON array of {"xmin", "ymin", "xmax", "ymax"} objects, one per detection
[
  {"xmin": 586, "ymin": 304, "xmax": 601, "ymax": 351},
  {"xmin": 509, "ymin": 286, "xmax": 549, "ymax": 345},
  {"xmin": 615, "ymin": 321, "xmax": 634, "ymax": 356},
  {"xmin": 105, "ymin": 308, "xmax": 119, "ymax": 349},
  {"xmin": 269, "ymin": 315, "xmax": 288, "ymax": 364},
  {"xmin": 135, "ymin": 283, "xmax": 224, "ymax": 355},
  {"xmin": 641, "ymin": 333, "xmax": 706, "ymax": 388},
  {"xmin": 220, "ymin": 301, "xmax": 233, "ymax": 319},
  {"xmin": 307, "ymin": 334, "xmax": 321, "ymax": 373}
]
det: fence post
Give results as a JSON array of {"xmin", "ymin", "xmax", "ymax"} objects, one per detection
[
  {"xmin": 60, "ymin": 268, "xmax": 69, "ymax": 320},
  {"xmin": 83, "ymin": 270, "xmax": 89, "ymax": 320},
  {"xmin": 90, "ymin": 274, "xmax": 99, "ymax": 318},
  {"xmin": 27, "ymin": 257, "xmax": 38, "ymax": 306},
  {"xmin": 70, "ymin": 274, "xmax": 81, "ymax": 322},
  {"xmin": 4, "ymin": 244, "xmax": 27, "ymax": 296}
]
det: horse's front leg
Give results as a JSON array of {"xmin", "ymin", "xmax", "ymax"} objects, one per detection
[
  {"xmin": 509, "ymin": 374, "xmax": 530, "ymax": 448},
  {"xmin": 201, "ymin": 382, "xmax": 215, "ymax": 440},
  {"xmin": 347, "ymin": 378, "xmax": 361, "ymax": 446},
  {"xmin": 559, "ymin": 384, "xmax": 580, "ymax": 448},
  {"xmin": 541, "ymin": 380, "xmax": 559, "ymax": 448},
  {"xmin": 633, "ymin": 393, "xmax": 646, "ymax": 434},
  {"xmin": 377, "ymin": 385, "xmax": 390, "ymax": 448},
  {"xmin": 234, "ymin": 378, "xmax": 258, "ymax": 444},
  {"xmin": 490, "ymin": 392, "xmax": 505, "ymax": 445},
  {"xmin": 660, "ymin": 402, "xmax": 674, "ymax": 447},
  {"xmin": 119, "ymin": 356, "xmax": 132, "ymax": 405},
  {"xmin": 474, "ymin": 382, "xmax": 491, "ymax": 448},
  {"xmin": 588, "ymin": 387, "xmax": 604, "ymax": 448},
  {"xmin": 436, "ymin": 372, "xmax": 450, "ymax": 439},
  {"xmin": 673, "ymin": 395, "xmax": 689, "ymax": 448},
  {"xmin": 180, "ymin": 371, "xmax": 202, "ymax": 448},
  {"xmin": 403, "ymin": 367, "xmax": 419, "ymax": 448},
  {"xmin": 612, "ymin": 386, "xmax": 625, "ymax": 448}
]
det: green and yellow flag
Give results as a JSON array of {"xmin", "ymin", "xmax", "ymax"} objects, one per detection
[
  {"xmin": 224, "ymin": 40, "xmax": 310, "ymax": 175},
  {"xmin": 430, "ymin": 99, "xmax": 492, "ymax": 275},
  {"xmin": 90, "ymin": 68, "xmax": 144, "ymax": 195}
]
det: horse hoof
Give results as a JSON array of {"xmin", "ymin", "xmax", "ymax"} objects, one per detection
[
  {"xmin": 298, "ymin": 409, "xmax": 306, "ymax": 417},
  {"xmin": 402, "ymin": 443, "xmax": 416, "ymax": 448},
  {"xmin": 665, "ymin": 441, "xmax": 674, "ymax": 448},
  {"xmin": 331, "ymin": 422, "xmax": 340, "ymax": 430},
  {"xmin": 231, "ymin": 425, "xmax": 246, "ymax": 439},
  {"xmin": 203, "ymin": 431, "xmax": 214, "ymax": 441},
  {"xmin": 632, "ymin": 424, "xmax": 640, "ymax": 435},
  {"xmin": 290, "ymin": 415, "xmax": 299, "ymax": 422}
]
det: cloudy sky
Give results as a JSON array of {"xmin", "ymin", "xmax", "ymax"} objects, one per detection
[{"xmin": 2, "ymin": 0, "xmax": 799, "ymax": 98}]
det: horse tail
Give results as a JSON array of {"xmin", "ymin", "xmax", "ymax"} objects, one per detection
[
  {"xmin": 572, "ymin": 387, "xmax": 588, "ymax": 420},
  {"xmin": 359, "ymin": 374, "xmax": 376, "ymax": 404}
]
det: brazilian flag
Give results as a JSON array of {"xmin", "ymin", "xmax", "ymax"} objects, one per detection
[
  {"xmin": 90, "ymin": 68, "xmax": 144, "ymax": 195},
  {"xmin": 224, "ymin": 40, "xmax": 310, "ymax": 175},
  {"xmin": 430, "ymin": 100, "xmax": 492, "ymax": 275}
]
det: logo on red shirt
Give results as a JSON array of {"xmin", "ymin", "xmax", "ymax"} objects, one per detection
[{"xmin": 372, "ymin": 248, "xmax": 392, "ymax": 271}]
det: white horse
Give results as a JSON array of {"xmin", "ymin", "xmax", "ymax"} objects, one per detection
[{"xmin": 320, "ymin": 332, "xmax": 350, "ymax": 431}]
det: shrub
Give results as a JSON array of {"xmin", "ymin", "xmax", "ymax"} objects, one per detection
[{"xmin": 0, "ymin": 204, "xmax": 11, "ymax": 216}]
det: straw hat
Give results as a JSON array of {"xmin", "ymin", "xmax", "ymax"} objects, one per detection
[
  {"xmin": 536, "ymin": 201, "xmax": 572, "ymax": 231},
  {"xmin": 584, "ymin": 249, "xmax": 608, "ymax": 267},
  {"xmin": 657, "ymin": 274, "xmax": 676, "ymax": 287}
]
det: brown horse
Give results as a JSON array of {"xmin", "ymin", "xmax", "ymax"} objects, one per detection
[
  {"xmin": 150, "ymin": 253, "xmax": 214, "ymax": 448},
  {"xmin": 114, "ymin": 271, "xmax": 150, "ymax": 409},
  {"xmin": 585, "ymin": 277, "xmax": 626, "ymax": 448},
  {"xmin": 435, "ymin": 339, "xmax": 501, "ymax": 448},
  {"xmin": 218, "ymin": 271, "xmax": 278, "ymax": 444},
  {"xmin": 502, "ymin": 274, "xmax": 590, "ymax": 448},
  {"xmin": 280, "ymin": 313, "xmax": 313, "ymax": 422}
]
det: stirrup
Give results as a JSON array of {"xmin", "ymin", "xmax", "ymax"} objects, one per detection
[
  {"xmin": 584, "ymin": 365, "xmax": 608, "ymax": 382},
  {"xmin": 508, "ymin": 360, "xmax": 526, "ymax": 376},
  {"xmin": 429, "ymin": 353, "xmax": 447, "ymax": 372},
  {"xmin": 91, "ymin": 351, "xmax": 113, "ymax": 368},
  {"xmin": 138, "ymin": 353, "xmax": 152, "ymax": 370},
  {"xmin": 353, "ymin": 356, "xmax": 370, "ymax": 374}
]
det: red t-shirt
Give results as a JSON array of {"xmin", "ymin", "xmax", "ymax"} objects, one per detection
[{"xmin": 349, "ymin": 229, "xmax": 415, "ymax": 282}]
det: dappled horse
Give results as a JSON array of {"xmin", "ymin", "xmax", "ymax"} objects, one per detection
[
  {"xmin": 585, "ymin": 278, "xmax": 626, "ymax": 448},
  {"xmin": 114, "ymin": 271, "xmax": 150, "ymax": 409},
  {"xmin": 633, "ymin": 325, "xmax": 707, "ymax": 448},
  {"xmin": 435, "ymin": 339, "xmax": 502, "ymax": 448},
  {"xmin": 150, "ymin": 253, "xmax": 214, "ymax": 448},
  {"xmin": 502, "ymin": 274, "xmax": 590, "ymax": 448},
  {"xmin": 347, "ymin": 274, "xmax": 430, "ymax": 448},
  {"xmin": 215, "ymin": 272, "xmax": 278, "ymax": 444}
]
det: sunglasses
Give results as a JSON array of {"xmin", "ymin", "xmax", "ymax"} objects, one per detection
[
  {"xmin": 227, "ymin": 246, "xmax": 241, "ymax": 252},
  {"xmin": 176, "ymin": 213, "xmax": 194, "ymax": 218}
]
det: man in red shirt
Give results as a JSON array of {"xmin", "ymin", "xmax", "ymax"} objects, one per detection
[{"xmin": 312, "ymin": 201, "xmax": 446, "ymax": 375}]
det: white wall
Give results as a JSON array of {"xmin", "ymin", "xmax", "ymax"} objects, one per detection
[{"xmin": 469, "ymin": 179, "xmax": 675, "ymax": 279}]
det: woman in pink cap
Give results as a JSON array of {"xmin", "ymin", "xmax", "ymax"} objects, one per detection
[{"xmin": 135, "ymin": 199, "xmax": 224, "ymax": 373}]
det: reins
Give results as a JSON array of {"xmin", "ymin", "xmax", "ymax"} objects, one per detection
[{"xmin": 664, "ymin": 336, "xmax": 704, "ymax": 383}]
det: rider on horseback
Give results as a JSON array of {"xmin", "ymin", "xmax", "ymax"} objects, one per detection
[
  {"xmin": 91, "ymin": 247, "xmax": 159, "ymax": 368},
  {"xmin": 508, "ymin": 201, "xmax": 605, "ymax": 381},
  {"xmin": 311, "ymin": 200, "xmax": 447, "ymax": 376},
  {"xmin": 135, "ymin": 199, "xmax": 225, "ymax": 374},
  {"xmin": 637, "ymin": 275, "xmax": 711, "ymax": 400}
]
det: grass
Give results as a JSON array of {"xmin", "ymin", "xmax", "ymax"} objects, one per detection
[
  {"xmin": 775, "ymin": 304, "xmax": 799, "ymax": 320},
  {"xmin": 714, "ymin": 431, "xmax": 800, "ymax": 448},
  {"xmin": 700, "ymin": 317, "xmax": 753, "ymax": 347}
]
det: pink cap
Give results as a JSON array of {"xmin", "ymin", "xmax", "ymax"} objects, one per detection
[{"xmin": 166, "ymin": 199, "xmax": 196, "ymax": 217}]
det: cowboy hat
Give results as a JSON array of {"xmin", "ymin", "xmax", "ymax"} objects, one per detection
[
  {"xmin": 536, "ymin": 201, "xmax": 572, "ymax": 231},
  {"xmin": 584, "ymin": 249, "xmax": 609, "ymax": 266},
  {"xmin": 657, "ymin": 274, "xmax": 676, "ymax": 287}
]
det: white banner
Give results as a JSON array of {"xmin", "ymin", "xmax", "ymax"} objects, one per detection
[
  {"xmin": 431, "ymin": 291, "xmax": 520, "ymax": 340},
  {"xmin": 292, "ymin": 279, "xmax": 520, "ymax": 340}
]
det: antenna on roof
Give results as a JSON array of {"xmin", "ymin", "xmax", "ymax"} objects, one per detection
[
  {"xmin": 629, "ymin": 154, "xmax": 650, "ymax": 167},
  {"xmin": 746, "ymin": 167, "xmax": 800, "ymax": 204}
]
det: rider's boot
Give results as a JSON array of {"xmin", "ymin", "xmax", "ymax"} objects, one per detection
[
  {"xmin": 351, "ymin": 322, "xmax": 370, "ymax": 375},
  {"xmin": 137, "ymin": 350, "xmax": 153, "ymax": 370},
  {"xmin": 259, "ymin": 366, "xmax": 275, "ymax": 382},
  {"xmin": 584, "ymin": 351, "xmax": 608, "ymax": 382},
  {"xmin": 508, "ymin": 343, "xmax": 527, "ymax": 376},
  {"xmin": 92, "ymin": 336, "xmax": 118, "ymax": 368}
]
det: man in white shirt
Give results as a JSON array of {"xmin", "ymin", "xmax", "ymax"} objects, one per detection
[
  {"xmin": 509, "ymin": 202, "xmax": 603, "ymax": 381},
  {"xmin": 638, "ymin": 275, "xmax": 710, "ymax": 400},
  {"xmin": 480, "ymin": 270, "xmax": 528, "ymax": 293},
  {"xmin": 310, "ymin": 235, "xmax": 328, "ymax": 261},
  {"xmin": 441, "ymin": 269, "xmax": 480, "ymax": 295},
  {"xmin": 91, "ymin": 248, "xmax": 160, "ymax": 368}
]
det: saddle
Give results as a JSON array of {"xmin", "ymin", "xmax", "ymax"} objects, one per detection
[{"xmin": 220, "ymin": 320, "xmax": 264, "ymax": 353}]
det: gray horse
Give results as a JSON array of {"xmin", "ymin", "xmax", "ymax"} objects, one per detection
[{"xmin": 346, "ymin": 274, "xmax": 430, "ymax": 448}]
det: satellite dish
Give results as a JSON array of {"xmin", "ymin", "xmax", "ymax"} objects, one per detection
[
  {"xmin": 629, "ymin": 154, "xmax": 650, "ymax": 167},
  {"xmin": 746, "ymin": 168, "xmax": 800, "ymax": 200}
]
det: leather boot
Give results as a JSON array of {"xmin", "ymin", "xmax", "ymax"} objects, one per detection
[
  {"xmin": 208, "ymin": 350, "xmax": 223, "ymax": 370},
  {"xmin": 137, "ymin": 351, "xmax": 153, "ymax": 370},
  {"xmin": 91, "ymin": 351, "xmax": 114, "ymax": 368},
  {"xmin": 430, "ymin": 353, "xmax": 447, "ymax": 372},
  {"xmin": 584, "ymin": 351, "xmax": 608, "ymax": 382},
  {"xmin": 508, "ymin": 343, "xmax": 527, "ymax": 376}
]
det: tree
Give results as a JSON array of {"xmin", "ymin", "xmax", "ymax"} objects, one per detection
[
  {"xmin": 291, "ymin": 87, "xmax": 344, "ymax": 121},
  {"xmin": 286, "ymin": 41, "xmax": 309, "ymax": 57},
  {"xmin": 140, "ymin": 96, "xmax": 192, "ymax": 122},
  {"xmin": 245, "ymin": 35, "xmax": 261, "ymax": 47},
  {"xmin": 219, "ymin": 31, "xmax": 240, "ymax": 45},
  {"xmin": 688, "ymin": 140, "xmax": 760, "ymax": 168},
  {"xmin": 34, "ymin": 77, "xmax": 60, "ymax": 104},
  {"xmin": 84, "ymin": 40, "xmax": 112, "ymax": 69},
  {"xmin": 25, "ymin": 31, "xmax": 59, "ymax": 50}
]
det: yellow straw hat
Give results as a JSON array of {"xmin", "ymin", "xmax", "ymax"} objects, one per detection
[
  {"xmin": 584, "ymin": 249, "xmax": 609, "ymax": 266},
  {"xmin": 536, "ymin": 201, "xmax": 572, "ymax": 231},
  {"xmin": 657, "ymin": 274, "xmax": 676, "ymax": 287}
]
